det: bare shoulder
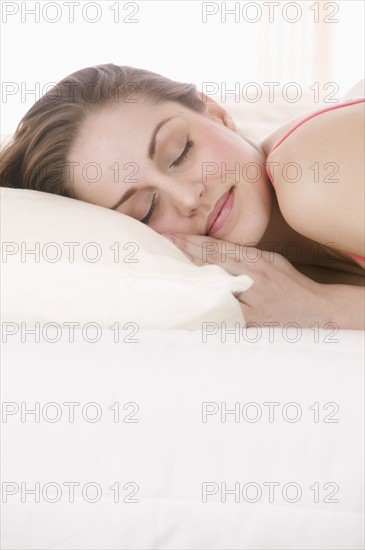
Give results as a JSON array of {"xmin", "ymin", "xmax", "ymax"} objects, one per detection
[
  {"xmin": 261, "ymin": 101, "xmax": 364, "ymax": 157},
  {"xmin": 261, "ymin": 108, "xmax": 313, "ymax": 157},
  {"xmin": 263, "ymin": 101, "xmax": 365, "ymax": 261}
]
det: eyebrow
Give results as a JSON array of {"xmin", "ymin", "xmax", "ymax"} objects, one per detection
[
  {"xmin": 148, "ymin": 116, "xmax": 177, "ymax": 159},
  {"xmin": 111, "ymin": 116, "xmax": 177, "ymax": 211},
  {"xmin": 111, "ymin": 187, "xmax": 138, "ymax": 210}
]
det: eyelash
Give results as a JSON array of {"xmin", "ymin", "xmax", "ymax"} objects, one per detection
[
  {"xmin": 141, "ymin": 138, "xmax": 194, "ymax": 225},
  {"xmin": 141, "ymin": 193, "xmax": 158, "ymax": 225},
  {"xmin": 170, "ymin": 138, "xmax": 194, "ymax": 168}
]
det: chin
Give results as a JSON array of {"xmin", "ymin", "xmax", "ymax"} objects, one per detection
[{"xmin": 217, "ymin": 186, "xmax": 270, "ymax": 248}]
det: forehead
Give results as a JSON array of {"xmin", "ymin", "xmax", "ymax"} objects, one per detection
[
  {"xmin": 72, "ymin": 99, "xmax": 189, "ymax": 153},
  {"xmin": 70, "ymin": 98, "xmax": 190, "ymax": 163},
  {"xmin": 67, "ymin": 98, "xmax": 192, "ymax": 203}
]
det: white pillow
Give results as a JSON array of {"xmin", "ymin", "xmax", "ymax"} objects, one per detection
[{"xmin": 1, "ymin": 188, "xmax": 253, "ymax": 329}]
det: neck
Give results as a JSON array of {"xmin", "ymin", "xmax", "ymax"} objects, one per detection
[
  {"xmin": 256, "ymin": 176, "xmax": 308, "ymax": 257},
  {"xmin": 247, "ymin": 137, "xmax": 316, "ymax": 260}
]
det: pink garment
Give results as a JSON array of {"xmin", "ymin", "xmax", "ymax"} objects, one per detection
[{"xmin": 265, "ymin": 98, "xmax": 365, "ymax": 263}]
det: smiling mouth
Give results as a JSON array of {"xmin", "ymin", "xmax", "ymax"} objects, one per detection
[{"xmin": 205, "ymin": 187, "xmax": 234, "ymax": 236}]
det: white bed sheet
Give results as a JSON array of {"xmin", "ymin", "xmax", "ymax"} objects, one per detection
[{"xmin": 1, "ymin": 327, "xmax": 364, "ymax": 549}]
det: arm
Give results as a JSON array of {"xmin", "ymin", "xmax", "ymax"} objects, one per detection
[
  {"xmin": 322, "ymin": 284, "xmax": 365, "ymax": 330},
  {"xmin": 162, "ymin": 234, "xmax": 365, "ymax": 330}
]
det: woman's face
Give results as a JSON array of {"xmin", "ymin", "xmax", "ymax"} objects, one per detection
[{"xmin": 67, "ymin": 93, "xmax": 272, "ymax": 246}]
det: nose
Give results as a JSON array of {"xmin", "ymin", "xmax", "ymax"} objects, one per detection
[{"xmin": 161, "ymin": 179, "xmax": 206, "ymax": 217}]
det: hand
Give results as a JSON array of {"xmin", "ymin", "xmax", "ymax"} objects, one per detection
[{"xmin": 163, "ymin": 233, "xmax": 329, "ymax": 328}]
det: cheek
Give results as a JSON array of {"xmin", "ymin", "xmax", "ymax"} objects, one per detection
[
  {"xmin": 198, "ymin": 133, "xmax": 256, "ymax": 183},
  {"xmin": 196, "ymin": 138, "xmax": 227, "ymax": 183}
]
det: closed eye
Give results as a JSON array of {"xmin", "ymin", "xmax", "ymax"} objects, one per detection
[
  {"xmin": 141, "ymin": 193, "xmax": 159, "ymax": 225},
  {"xmin": 170, "ymin": 139, "xmax": 194, "ymax": 168}
]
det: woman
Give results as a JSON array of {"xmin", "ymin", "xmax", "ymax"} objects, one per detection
[{"xmin": 1, "ymin": 64, "xmax": 364, "ymax": 329}]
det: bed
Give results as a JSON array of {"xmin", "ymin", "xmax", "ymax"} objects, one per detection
[{"xmin": 1, "ymin": 82, "xmax": 364, "ymax": 549}]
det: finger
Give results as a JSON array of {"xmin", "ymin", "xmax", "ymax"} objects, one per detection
[
  {"xmin": 237, "ymin": 300, "xmax": 258, "ymax": 327},
  {"xmin": 163, "ymin": 233, "xmax": 230, "ymax": 267},
  {"xmin": 233, "ymin": 290, "xmax": 256, "ymax": 308},
  {"xmin": 162, "ymin": 233, "xmax": 249, "ymax": 273},
  {"xmin": 162, "ymin": 233, "xmax": 220, "ymax": 261}
]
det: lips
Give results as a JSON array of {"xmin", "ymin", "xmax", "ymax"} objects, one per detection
[{"xmin": 205, "ymin": 188, "xmax": 234, "ymax": 236}]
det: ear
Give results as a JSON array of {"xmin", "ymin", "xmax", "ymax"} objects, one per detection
[{"xmin": 195, "ymin": 91, "xmax": 238, "ymax": 133}]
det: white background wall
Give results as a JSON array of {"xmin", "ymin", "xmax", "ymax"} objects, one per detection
[{"xmin": 1, "ymin": 0, "xmax": 364, "ymax": 137}]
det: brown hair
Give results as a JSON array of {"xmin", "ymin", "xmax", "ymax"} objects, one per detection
[{"xmin": 0, "ymin": 64, "xmax": 205, "ymax": 197}]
